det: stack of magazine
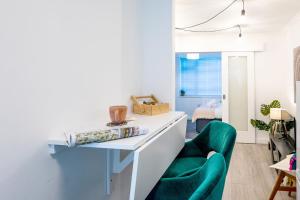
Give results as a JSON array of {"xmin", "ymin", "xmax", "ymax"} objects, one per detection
[{"xmin": 65, "ymin": 126, "xmax": 149, "ymax": 147}]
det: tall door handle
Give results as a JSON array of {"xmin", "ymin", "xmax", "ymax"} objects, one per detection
[{"xmin": 223, "ymin": 94, "xmax": 226, "ymax": 100}]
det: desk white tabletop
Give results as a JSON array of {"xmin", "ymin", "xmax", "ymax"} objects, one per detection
[
  {"xmin": 270, "ymin": 154, "xmax": 295, "ymax": 175},
  {"xmin": 48, "ymin": 111, "xmax": 186, "ymax": 151}
]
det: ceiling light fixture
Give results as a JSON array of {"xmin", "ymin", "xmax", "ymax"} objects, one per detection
[
  {"xmin": 238, "ymin": 25, "xmax": 242, "ymax": 37},
  {"xmin": 240, "ymin": 0, "xmax": 247, "ymax": 24},
  {"xmin": 186, "ymin": 53, "xmax": 200, "ymax": 60},
  {"xmin": 241, "ymin": 0, "xmax": 246, "ymax": 16}
]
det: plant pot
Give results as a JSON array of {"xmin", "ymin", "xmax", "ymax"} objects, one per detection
[{"xmin": 109, "ymin": 105, "xmax": 127, "ymax": 124}]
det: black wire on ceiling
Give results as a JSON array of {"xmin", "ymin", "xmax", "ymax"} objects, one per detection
[
  {"xmin": 176, "ymin": 0, "xmax": 245, "ymax": 30},
  {"xmin": 180, "ymin": 25, "xmax": 236, "ymax": 33},
  {"xmin": 181, "ymin": 25, "xmax": 243, "ymax": 37}
]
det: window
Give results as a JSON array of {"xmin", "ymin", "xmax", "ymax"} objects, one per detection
[{"xmin": 176, "ymin": 52, "xmax": 222, "ymax": 96}]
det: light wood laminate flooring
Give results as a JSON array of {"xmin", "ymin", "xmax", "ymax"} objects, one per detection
[{"xmin": 222, "ymin": 143, "xmax": 296, "ymax": 200}]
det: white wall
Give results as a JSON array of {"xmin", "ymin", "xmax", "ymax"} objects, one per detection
[
  {"xmin": 0, "ymin": 0, "xmax": 175, "ymax": 199},
  {"xmin": 140, "ymin": 0, "xmax": 175, "ymax": 109},
  {"xmin": 176, "ymin": 14, "xmax": 300, "ymax": 143},
  {"xmin": 0, "ymin": 0, "xmax": 138, "ymax": 200},
  {"xmin": 252, "ymin": 14, "xmax": 300, "ymax": 143},
  {"xmin": 176, "ymin": 33, "xmax": 264, "ymax": 52},
  {"xmin": 284, "ymin": 12, "xmax": 300, "ymax": 111},
  {"xmin": 254, "ymin": 32, "xmax": 294, "ymax": 143},
  {"xmin": 122, "ymin": 0, "xmax": 143, "ymax": 109}
]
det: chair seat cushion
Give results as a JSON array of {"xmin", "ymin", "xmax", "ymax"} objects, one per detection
[{"xmin": 162, "ymin": 157, "xmax": 207, "ymax": 178}]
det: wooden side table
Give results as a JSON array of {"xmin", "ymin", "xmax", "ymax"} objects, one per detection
[
  {"xmin": 269, "ymin": 155, "xmax": 296, "ymax": 200},
  {"xmin": 269, "ymin": 170, "xmax": 296, "ymax": 200}
]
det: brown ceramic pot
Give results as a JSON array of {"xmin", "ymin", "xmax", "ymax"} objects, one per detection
[{"xmin": 109, "ymin": 105, "xmax": 127, "ymax": 123}]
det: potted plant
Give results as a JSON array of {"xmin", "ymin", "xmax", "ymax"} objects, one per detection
[
  {"xmin": 250, "ymin": 100, "xmax": 281, "ymax": 131},
  {"xmin": 180, "ymin": 89, "xmax": 186, "ymax": 96}
]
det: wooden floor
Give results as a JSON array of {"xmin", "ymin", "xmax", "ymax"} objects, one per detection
[{"xmin": 222, "ymin": 143, "xmax": 296, "ymax": 200}]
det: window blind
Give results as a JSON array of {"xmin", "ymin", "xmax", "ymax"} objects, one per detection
[{"xmin": 177, "ymin": 53, "xmax": 221, "ymax": 96}]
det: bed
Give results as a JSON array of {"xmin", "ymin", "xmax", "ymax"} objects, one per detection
[{"xmin": 192, "ymin": 101, "xmax": 222, "ymax": 133}]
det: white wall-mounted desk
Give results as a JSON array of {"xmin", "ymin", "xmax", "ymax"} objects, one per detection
[{"xmin": 48, "ymin": 111, "xmax": 187, "ymax": 200}]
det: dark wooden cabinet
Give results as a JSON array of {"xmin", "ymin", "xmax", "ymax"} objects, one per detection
[{"xmin": 269, "ymin": 134, "xmax": 295, "ymax": 164}]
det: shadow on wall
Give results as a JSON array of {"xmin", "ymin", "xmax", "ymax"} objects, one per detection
[
  {"xmin": 2, "ymin": 144, "xmax": 108, "ymax": 200},
  {"xmin": 53, "ymin": 148, "xmax": 107, "ymax": 200}
]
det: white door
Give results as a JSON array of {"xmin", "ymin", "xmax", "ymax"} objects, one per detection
[{"xmin": 222, "ymin": 52, "xmax": 255, "ymax": 143}]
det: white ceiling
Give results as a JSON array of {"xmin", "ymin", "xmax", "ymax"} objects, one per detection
[{"xmin": 175, "ymin": 0, "xmax": 300, "ymax": 34}]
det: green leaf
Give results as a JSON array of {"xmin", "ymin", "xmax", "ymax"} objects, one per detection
[
  {"xmin": 260, "ymin": 104, "xmax": 270, "ymax": 116},
  {"xmin": 250, "ymin": 119, "xmax": 256, "ymax": 127},
  {"xmin": 260, "ymin": 100, "xmax": 281, "ymax": 116},
  {"xmin": 250, "ymin": 100, "xmax": 281, "ymax": 133},
  {"xmin": 269, "ymin": 100, "xmax": 281, "ymax": 108},
  {"xmin": 250, "ymin": 119, "xmax": 270, "ymax": 131}
]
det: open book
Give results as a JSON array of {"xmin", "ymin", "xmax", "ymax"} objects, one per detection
[{"xmin": 65, "ymin": 126, "xmax": 149, "ymax": 147}]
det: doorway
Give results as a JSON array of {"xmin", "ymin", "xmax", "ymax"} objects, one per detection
[
  {"xmin": 222, "ymin": 52, "xmax": 255, "ymax": 143},
  {"xmin": 175, "ymin": 51, "xmax": 255, "ymax": 143}
]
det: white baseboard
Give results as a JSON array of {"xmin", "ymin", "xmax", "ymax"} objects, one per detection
[{"xmin": 256, "ymin": 136, "xmax": 269, "ymax": 144}]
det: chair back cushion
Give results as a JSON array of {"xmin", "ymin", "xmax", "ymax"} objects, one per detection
[
  {"xmin": 193, "ymin": 121, "xmax": 236, "ymax": 171},
  {"xmin": 189, "ymin": 153, "xmax": 227, "ymax": 200},
  {"xmin": 146, "ymin": 153, "xmax": 226, "ymax": 200}
]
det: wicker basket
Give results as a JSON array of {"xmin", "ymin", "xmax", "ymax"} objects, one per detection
[{"xmin": 131, "ymin": 95, "xmax": 170, "ymax": 115}]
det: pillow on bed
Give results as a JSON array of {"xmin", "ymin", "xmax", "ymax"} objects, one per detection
[{"xmin": 206, "ymin": 99, "xmax": 217, "ymax": 108}]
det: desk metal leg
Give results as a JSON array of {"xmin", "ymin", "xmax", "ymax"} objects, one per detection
[
  {"xmin": 105, "ymin": 149, "xmax": 134, "ymax": 196},
  {"xmin": 106, "ymin": 149, "xmax": 112, "ymax": 195},
  {"xmin": 113, "ymin": 150, "xmax": 134, "ymax": 174}
]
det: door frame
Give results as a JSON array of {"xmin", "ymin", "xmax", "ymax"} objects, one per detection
[{"xmin": 222, "ymin": 52, "xmax": 255, "ymax": 143}]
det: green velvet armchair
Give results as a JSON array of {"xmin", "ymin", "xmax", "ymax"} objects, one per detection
[
  {"xmin": 146, "ymin": 153, "xmax": 226, "ymax": 200},
  {"xmin": 147, "ymin": 121, "xmax": 237, "ymax": 200}
]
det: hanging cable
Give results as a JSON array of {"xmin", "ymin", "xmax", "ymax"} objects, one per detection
[
  {"xmin": 179, "ymin": 24, "xmax": 243, "ymax": 38},
  {"xmin": 179, "ymin": 25, "xmax": 238, "ymax": 33},
  {"xmin": 176, "ymin": 0, "xmax": 244, "ymax": 30}
]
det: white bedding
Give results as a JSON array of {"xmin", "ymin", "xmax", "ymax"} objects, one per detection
[{"xmin": 192, "ymin": 105, "xmax": 222, "ymax": 122}]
